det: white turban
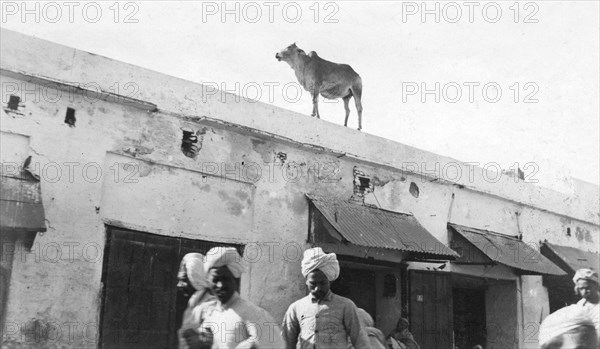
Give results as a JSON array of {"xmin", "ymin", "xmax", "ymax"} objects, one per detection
[
  {"xmin": 301, "ymin": 247, "xmax": 340, "ymax": 281},
  {"xmin": 539, "ymin": 305, "xmax": 595, "ymax": 347},
  {"xmin": 573, "ymin": 268, "xmax": 599, "ymax": 284},
  {"xmin": 204, "ymin": 247, "xmax": 245, "ymax": 278},
  {"xmin": 182, "ymin": 253, "xmax": 208, "ymax": 290}
]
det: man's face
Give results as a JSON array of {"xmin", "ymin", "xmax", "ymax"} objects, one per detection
[
  {"xmin": 177, "ymin": 265, "xmax": 195, "ymax": 297},
  {"xmin": 207, "ymin": 266, "xmax": 236, "ymax": 303},
  {"xmin": 575, "ymin": 279, "xmax": 599, "ymax": 301},
  {"xmin": 306, "ymin": 270, "xmax": 330, "ymax": 300}
]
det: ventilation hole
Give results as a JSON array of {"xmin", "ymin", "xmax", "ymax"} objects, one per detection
[
  {"xmin": 65, "ymin": 107, "xmax": 76, "ymax": 127},
  {"xmin": 277, "ymin": 152, "xmax": 287, "ymax": 163},
  {"xmin": 358, "ymin": 176, "xmax": 371, "ymax": 191},
  {"xmin": 383, "ymin": 274, "xmax": 397, "ymax": 297},
  {"xmin": 566, "ymin": 227, "xmax": 571, "ymax": 237},
  {"xmin": 409, "ymin": 182, "xmax": 419, "ymax": 198},
  {"xmin": 181, "ymin": 128, "xmax": 199, "ymax": 158},
  {"xmin": 7, "ymin": 95, "xmax": 20, "ymax": 110}
]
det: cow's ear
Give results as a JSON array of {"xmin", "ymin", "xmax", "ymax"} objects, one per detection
[{"xmin": 297, "ymin": 49, "xmax": 305, "ymax": 55}]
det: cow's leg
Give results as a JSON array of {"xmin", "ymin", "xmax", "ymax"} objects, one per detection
[
  {"xmin": 343, "ymin": 95, "xmax": 351, "ymax": 127},
  {"xmin": 311, "ymin": 91, "xmax": 320, "ymax": 118},
  {"xmin": 351, "ymin": 81, "xmax": 363, "ymax": 131}
]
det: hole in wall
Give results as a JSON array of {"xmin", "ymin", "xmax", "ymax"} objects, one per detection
[
  {"xmin": 65, "ymin": 107, "xmax": 76, "ymax": 127},
  {"xmin": 181, "ymin": 128, "xmax": 199, "ymax": 158},
  {"xmin": 351, "ymin": 167, "xmax": 374, "ymax": 204},
  {"xmin": 409, "ymin": 182, "xmax": 420, "ymax": 198},
  {"xmin": 7, "ymin": 95, "xmax": 20, "ymax": 110},
  {"xmin": 358, "ymin": 176, "xmax": 371, "ymax": 191},
  {"xmin": 566, "ymin": 227, "xmax": 571, "ymax": 237}
]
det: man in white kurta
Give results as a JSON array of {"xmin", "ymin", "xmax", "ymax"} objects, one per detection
[
  {"xmin": 538, "ymin": 304, "xmax": 597, "ymax": 348},
  {"xmin": 192, "ymin": 247, "xmax": 285, "ymax": 349}
]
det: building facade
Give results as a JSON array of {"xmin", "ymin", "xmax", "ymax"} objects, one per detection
[{"xmin": 1, "ymin": 29, "xmax": 598, "ymax": 349}]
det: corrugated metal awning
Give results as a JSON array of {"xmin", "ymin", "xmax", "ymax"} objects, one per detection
[
  {"xmin": 449, "ymin": 223, "xmax": 565, "ymax": 275},
  {"xmin": 306, "ymin": 194, "xmax": 458, "ymax": 259},
  {"xmin": 541, "ymin": 242, "xmax": 599, "ymax": 273},
  {"xmin": 0, "ymin": 170, "xmax": 46, "ymax": 232}
]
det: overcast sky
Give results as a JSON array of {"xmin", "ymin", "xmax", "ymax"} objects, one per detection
[{"xmin": 2, "ymin": 1, "xmax": 599, "ymax": 190}]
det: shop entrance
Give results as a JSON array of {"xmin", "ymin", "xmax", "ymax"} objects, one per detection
[{"xmin": 453, "ymin": 287, "xmax": 486, "ymax": 349}]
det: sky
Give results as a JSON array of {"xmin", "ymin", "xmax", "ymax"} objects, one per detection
[{"xmin": 1, "ymin": 1, "xmax": 599, "ymax": 191}]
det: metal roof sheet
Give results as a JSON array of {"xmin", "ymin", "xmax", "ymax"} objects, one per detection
[
  {"xmin": 449, "ymin": 223, "xmax": 565, "ymax": 275},
  {"xmin": 541, "ymin": 242, "xmax": 599, "ymax": 273},
  {"xmin": 1, "ymin": 171, "xmax": 46, "ymax": 232},
  {"xmin": 307, "ymin": 193, "xmax": 458, "ymax": 258}
]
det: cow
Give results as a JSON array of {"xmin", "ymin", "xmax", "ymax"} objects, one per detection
[{"xmin": 275, "ymin": 43, "xmax": 363, "ymax": 131}]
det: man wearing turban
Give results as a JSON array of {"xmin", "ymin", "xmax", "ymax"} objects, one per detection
[
  {"xmin": 282, "ymin": 247, "xmax": 370, "ymax": 349},
  {"xmin": 539, "ymin": 304, "xmax": 597, "ymax": 348},
  {"xmin": 573, "ymin": 268, "xmax": 599, "ymax": 342},
  {"xmin": 178, "ymin": 253, "xmax": 216, "ymax": 349},
  {"xmin": 186, "ymin": 247, "xmax": 285, "ymax": 349}
]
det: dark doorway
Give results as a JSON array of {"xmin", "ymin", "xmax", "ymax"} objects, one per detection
[
  {"xmin": 331, "ymin": 267, "xmax": 377, "ymax": 318},
  {"xmin": 544, "ymin": 275, "xmax": 579, "ymax": 312},
  {"xmin": 453, "ymin": 288, "xmax": 486, "ymax": 349},
  {"xmin": 99, "ymin": 226, "xmax": 243, "ymax": 349}
]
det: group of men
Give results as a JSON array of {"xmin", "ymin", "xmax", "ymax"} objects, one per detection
[
  {"xmin": 176, "ymin": 246, "xmax": 379, "ymax": 349},
  {"xmin": 176, "ymin": 244, "xmax": 599, "ymax": 349}
]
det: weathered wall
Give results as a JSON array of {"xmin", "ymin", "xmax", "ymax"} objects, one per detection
[
  {"xmin": 2, "ymin": 28, "xmax": 598, "ymax": 225},
  {"xmin": 519, "ymin": 276, "xmax": 550, "ymax": 349},
  {"xmin": 1, "ymin": 29, "xmax": 599, "ymax": 349}
]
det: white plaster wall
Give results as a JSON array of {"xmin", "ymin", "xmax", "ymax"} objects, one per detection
[{"xmin": 519, "ymin": 276, "xmax": 550, "ymax": 349}]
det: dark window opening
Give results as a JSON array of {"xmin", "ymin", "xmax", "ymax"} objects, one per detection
[
  {"xmin": 7, "ymin": 95, "xmax": 20, "ymax": 110},
  {"xmin": 383, "ymin": 274, "xmax": 397, "ymax": 297},
  {"xmin": 358, "ymin": 176, "xmax": 371, "ymax": 192},
  {"xmin": 65, "ymin": 107, "xmax": 76, "ymax": 127},
  {"xmin": 566, "ymin": 227, "xmax": 571, "ymax": 237}
]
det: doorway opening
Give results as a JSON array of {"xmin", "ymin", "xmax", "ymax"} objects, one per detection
[{"xmin": 453, "ymin": 287, "xmax": 486, "ymax": 349}]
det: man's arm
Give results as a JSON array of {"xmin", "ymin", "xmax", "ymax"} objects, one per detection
[
  {"xmin": 281, "ymin": 304, "xmax": 300, "ymax": 349},
  {"xmin": 343, "ymin": 302, "xmax": 370, "ymax": 349}
]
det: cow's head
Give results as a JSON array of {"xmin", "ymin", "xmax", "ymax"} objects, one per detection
[{"xmin": 275, "ymin": 43, "xmax": 305, "ymax": 62}]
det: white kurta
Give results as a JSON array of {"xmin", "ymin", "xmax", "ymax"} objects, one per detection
[
  {"xmin": 576, "ymin": 294, "xmax": 600, "ymax": 342},
  {"xmin": 195, "ymin": 292, "xmax": 285, "ymax": 349}
]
